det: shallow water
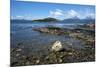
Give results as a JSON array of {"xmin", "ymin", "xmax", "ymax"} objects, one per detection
[{"xmin": 11, "ymin": 20, "xmax": 86, "ymax": 56}]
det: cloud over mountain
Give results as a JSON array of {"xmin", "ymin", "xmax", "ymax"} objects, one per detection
[
  {"xmin": 48, "ymin": 9, "xmax": 95, "ymax": 19},
  {"xmin": 65, "ymin": 9, "xmax": 80, "ymax": 19},
  {"xmin": 49, "ymin": 9, "xmax": 63, "ymax": 18}
]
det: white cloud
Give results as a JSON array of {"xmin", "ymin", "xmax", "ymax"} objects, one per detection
[
  {"xmin": 66, "ymin": 9, "xmax": 80, "ymax": 19},
  {"xmin": 49, "ymin": 9, "xmax": 63, "ymax": 18},
  {"xmin": 15, "ymin": 15, "xmax": 24, "ymax": 19},
  {"xmin": 16, "ymin": 15, "xmax": 23, "ymax": 18},
  {"xmin": 65, "ymin": 9, "xmax": 95, "ymax": 19}
]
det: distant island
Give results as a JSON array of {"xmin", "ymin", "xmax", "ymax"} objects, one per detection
[
  {"xmin": 32, "ymin": 17, "xmax": 95, "ymax": 23},
  {"xmin": 11, "ymin": 17, "xmax": 95, "ymax": 23},
  {"xmin": 33, "ymin": 17, "xmax": 59, "ymax": 22}
]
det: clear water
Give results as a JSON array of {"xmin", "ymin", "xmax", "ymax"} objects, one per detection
[{"xmin": 11, "ymin": 20, "xmax": 85, "ymax": 56}]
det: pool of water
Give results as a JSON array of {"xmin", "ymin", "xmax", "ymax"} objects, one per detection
[{"xmin": 11, "ymin": 20, "xmax": 86, "ymax": 56}]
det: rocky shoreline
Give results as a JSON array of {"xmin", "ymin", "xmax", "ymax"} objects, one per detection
[
  {"xmin": 11, "ymin": 23, "xmax": 95, "ymax": 66},
  {"xmin": 11, "ymin": 43, "xmax": 95, "ymax": 66}
]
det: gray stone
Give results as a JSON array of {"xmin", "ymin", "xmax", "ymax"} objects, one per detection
[{"xmin": 16, "ymin": 48, "xmax": 22, "ymax": 52}]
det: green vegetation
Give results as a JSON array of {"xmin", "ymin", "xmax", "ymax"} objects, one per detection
[
  {"xmin": 33, "ymin": 17, "xmax": 59, "ymax": 22},
  {"xmin": 46, "ymin": 27, "xmax": 61, "ymax": 30}
]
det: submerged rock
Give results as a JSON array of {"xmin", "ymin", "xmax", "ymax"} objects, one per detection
[
  {"xmin": 51, "ymin": 41, "xmax": 63, "ymax": 52},
  {"xmin": 16, "ymin": 48, "xmax": 22, "ymax": 52}
]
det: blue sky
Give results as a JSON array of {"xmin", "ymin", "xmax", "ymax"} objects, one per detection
[{"xmin": 11, "ymin": 0, "xmax": 95, "ymax": 20}]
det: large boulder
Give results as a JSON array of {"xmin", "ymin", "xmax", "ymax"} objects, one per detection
[{"xmin": 51, "ymin": 40, "xmax": 63, "ymax": 52}]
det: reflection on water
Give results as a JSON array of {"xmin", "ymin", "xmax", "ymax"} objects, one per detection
[{"xmin": 11, "ymin": 20, "xmax": 85, "ymax": 56}]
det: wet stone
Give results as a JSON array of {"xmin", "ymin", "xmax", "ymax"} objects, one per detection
[{"xmin": 16, "ymin": 48, "xmax": 22, "ymax": 52}]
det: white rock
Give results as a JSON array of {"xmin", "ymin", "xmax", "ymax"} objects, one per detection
[
  {"xmin": 51, "ymin": 40, "xmax": 63, "ymax": 52},
  {"xmin": 36, "ymin": 59, "xmax": 40, "ymax": 64}
]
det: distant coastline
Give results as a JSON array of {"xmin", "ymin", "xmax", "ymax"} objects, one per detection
[{"xmin": 11, "ymin": 17, "xmax": 95, "ymax": 24}]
